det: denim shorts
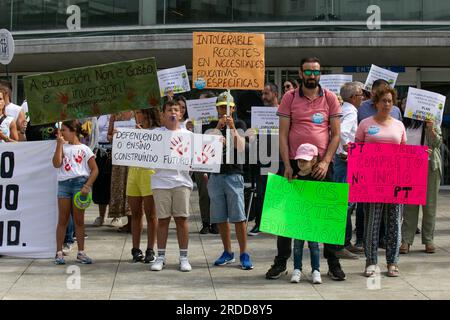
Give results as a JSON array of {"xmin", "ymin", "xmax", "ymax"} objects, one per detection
[
  {"xmin": 58, "ymin": 176, "xmax": 88, "ymax": 199},
  {"xmin": 208, "ymin": 174, "xmax": 245, "ymax": 223}
]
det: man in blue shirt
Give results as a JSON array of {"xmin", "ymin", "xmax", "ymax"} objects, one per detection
[{"xmin": 357, "ymin": 79, "xmax": 403, "ymax": 124}]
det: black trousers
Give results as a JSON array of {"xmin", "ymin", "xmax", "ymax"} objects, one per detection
[{"xmin": 273, "ymin": 160, "xmax": 342, "ymax": 268}]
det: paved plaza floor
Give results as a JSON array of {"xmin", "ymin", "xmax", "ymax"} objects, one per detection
[{"xmin": 1, "ymin": 190, "xmax": 450, "ymax": 300}]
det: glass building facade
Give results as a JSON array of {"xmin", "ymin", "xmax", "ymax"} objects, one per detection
[{"xmin": 2, "ymin": 0, "xmax": 450, "ymax": 33}]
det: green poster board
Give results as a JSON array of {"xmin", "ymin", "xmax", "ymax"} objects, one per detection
[
  {"xmin": 24, "ymin": 57, "xmax": 160, "ymax": 125},
  {"xmin": 260, "ymin": 174, "xmax": 349, "ymax": 245}
]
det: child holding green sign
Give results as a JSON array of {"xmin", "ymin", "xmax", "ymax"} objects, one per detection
[{"xmin": 291, "ymin": 143, "xmax": 322, "ymax": 284}]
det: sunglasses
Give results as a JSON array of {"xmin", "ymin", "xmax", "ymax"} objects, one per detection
[{"xmin": 303, "ymin": 70, "xmax": 321, "ymax": 76}]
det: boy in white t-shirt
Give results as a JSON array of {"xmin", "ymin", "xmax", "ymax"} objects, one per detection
[
  {"xmin": 151, "ymin": 101, "xmax": 194, "ymax": 272},
  {"xmin": 52, "ymin": 120, "xmax": 99, "ymax": 265}
]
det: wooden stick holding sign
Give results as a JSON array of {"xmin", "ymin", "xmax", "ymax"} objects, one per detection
[{"xmin": 226, "ymin": 89, "xmax": 231, "ymax": 164}]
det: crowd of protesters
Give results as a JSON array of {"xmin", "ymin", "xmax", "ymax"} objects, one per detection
[{"xmin": 0, "ymin": 56, "xmax": 442, "ymax": 282}]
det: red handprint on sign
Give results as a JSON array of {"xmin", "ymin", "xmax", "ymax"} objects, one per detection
[
  {"xmin": 73, "ymin": 150, "xmax": 86, "ymax": 164},
  {"xmin": 195, "ymin": 144, "xmax": 216, "ymax": 164},
  {"xmin": 170, "ymin": 136, "xmax": 190, "ymax": 156},
  {"xmin": 63, "ymin": 157, "xmax": 72, "ymax": 172}
]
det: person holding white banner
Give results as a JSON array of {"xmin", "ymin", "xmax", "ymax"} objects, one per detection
[
  {"xmin": 52, "ymin": 120, "xmax": 99, "ymax": 265},
  {"xmin": 127, "ymin": 108, "xmax": 160, "ymax": 264},
  {"xmin": 207, "ymin": 92, "xmax": 254, "ymax": 270},
  {"xmin": 0, "ymin": 81, "xmax": 26, "ymax": 141},
  {"xmin": 0, "ymin": 87, "xmax": 18, "ymax": 143},
  {"xmin": 151, "ymin": 101, "xmax": 193, "ymax": 272}
]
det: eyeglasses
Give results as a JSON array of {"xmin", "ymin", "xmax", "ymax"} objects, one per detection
[
  {"xmin": 303, "ymin": 70, "xmax": 321, "ymax": 76},
  {"xmin": 284, "ymin": 84, "xmax": 292, "ymax": 89}
]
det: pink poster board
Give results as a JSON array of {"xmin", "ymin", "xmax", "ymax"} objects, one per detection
[{"xmin": 347, "ymin": 143, "xmax": 428, "ymax": 204}]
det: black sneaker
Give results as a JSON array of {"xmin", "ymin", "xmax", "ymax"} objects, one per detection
[
  {"xmin": 209, "ymin": 224, "xmax": 219, "ymax": 234},
  {"xmin": 328, "ymin": 264, "xmax": 346, "ymax": 281},
  {"xmin": 248, "ymin": 225, "xmax": 260, "ymax": 236},
  {"xmin": 131, "ymin": 248, "xmax": 144, "ymax": 263},
  {"xmin": 199, "ymin": 223, "xmax": 209, "ymax": 234},
  {"xmin": 265, "ymin": 264, "xmax": 287, "ymax": 279},
  {"xmin": 144, "ymin": 248, "xmax": 156, "ymax": 264}
]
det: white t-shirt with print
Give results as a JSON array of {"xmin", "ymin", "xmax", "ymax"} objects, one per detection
[
  {"xmin": 57, "ymin": 144, "xmax": 95, "ymax": 181},
  {"xmin": 151, "ymin": 127, "xmax": 193, "ymax": 190}
]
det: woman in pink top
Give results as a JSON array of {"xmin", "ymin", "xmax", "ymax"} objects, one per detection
[{"xmin": 355, "ymin": 86, "xmax": 406, "ymax": 278}]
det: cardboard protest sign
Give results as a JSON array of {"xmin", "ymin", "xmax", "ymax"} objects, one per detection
[
  {"xmin": 404, "ymin": 87, "xmax": 446, "ymax": 125},
  {"xmin": 186, "ymin": 97, "xmax": 218, "ymax": 125},
  {"xmin": 347, "ymin": 143, "xmax": 428, "ymax": 205},
  {"xmin": 24, "ymin": 58, "xmax": 160, "ymax": 125},
  {"xmin": 112, "ymin": 128, "xmax": 222, "ymax": 172},
  {"xmin": 114, "ymin": 120, "xmax": 136, "ymax": 129},
  {"xmin": 192, "ymin": 32, "xmax": 265, "ymax": 90},
  {"xmin": 157, "ymin": 65, "xmax": 191, "ymax": 97},
  {"xmin": 364, "ymin": 64, "xmax": 398, "ymax": 91},
  {"xmin": 319, "ymin": 74, "xmax": 353, "ymax": 95},
  {"xmin": 251, "ymin": 106, "xmax": 279, "ymax": 134},
  {"xmin": 260, "ymin": 174, "xmax": 348, "ymax": 245}
]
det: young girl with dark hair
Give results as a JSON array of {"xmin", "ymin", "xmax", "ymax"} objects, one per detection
[{"xmin": 52, "ymin": 120, "xmax": 99, "ymax": 265}]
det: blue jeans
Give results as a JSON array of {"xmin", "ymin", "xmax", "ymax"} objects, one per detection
[
  {"xmin": 293, "ymin": 240, "xmax": 320, "ymax": 272},
  {"xmin": 333, "ymin": 155, "xmax": 354, "ymax": 246}
]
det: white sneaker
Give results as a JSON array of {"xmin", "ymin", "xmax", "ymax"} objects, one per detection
[
  {"xmin": 93, "ymin": 216, "xmax": 104, "ymax": 227},
  {"xmin": 312, "ymin": 270, "xmax": 322, "ymax": 284},
  {"xmin": 150, "ymin": 256, "xmax": 165, "ymax": 271},
  {"xmin": 290, "ymin": 269, "xmax": 301, "ymax": 283},
  {"xmin": 62, "ymin": 243, "xmax": 72, "ymax": 256},
  {"xmin": 179, "ymin": 257, "xmax": 192, "ymax": 272},
  {"xmin": 110, "ymin": 218, "xmax": 123, "ymax": 228}
]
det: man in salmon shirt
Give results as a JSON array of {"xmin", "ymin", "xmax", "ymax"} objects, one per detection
[{"xmin": 266, "ymin": 57, "xmax": 347, "ymax": 281}]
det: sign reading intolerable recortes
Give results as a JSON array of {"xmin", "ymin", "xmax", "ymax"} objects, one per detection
[
  {"xmin": 192, "ymin": 32, "xmax": 265, "ymax": 90},
  {"xmin": 23, "ymin": 58, "xmax": 160, "ymax": 125}
]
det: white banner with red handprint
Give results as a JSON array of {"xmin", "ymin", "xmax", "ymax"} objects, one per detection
[
  {"xmin": 0, "ymin": 141, "xmax": 58, "ymax": 258},
  {"xmin": 191, "ymin": 133, "xmax": 222, "ymax": 173},
  {"xmin": 112, "ymin": 128, "xmax": 222, "ymax": 172}
]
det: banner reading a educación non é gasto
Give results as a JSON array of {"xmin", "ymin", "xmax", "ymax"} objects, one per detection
[
  {"xmin": 192, "ymin": 32, "xmax": 265, "ymax": 90},
  {"xmin": 23, "ymin": 57, "xmax": 160, "ymax": 125},
  {"xmin": 0, "ymin": 141, "xmax": 57, "ymax": 258}
]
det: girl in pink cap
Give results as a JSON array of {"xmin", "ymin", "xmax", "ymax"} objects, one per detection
[{"xmin": 290, "ymin": 143, "xmax": 322, "ymax": 284}]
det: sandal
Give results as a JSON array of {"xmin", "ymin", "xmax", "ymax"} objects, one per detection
[
  {"xmin": 364, "ymin": 264, "xmax": 377, "ymax": 277},
  {"xmin": 387, "ymin": 264, "xmax": 399, "ymax": 277}
]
